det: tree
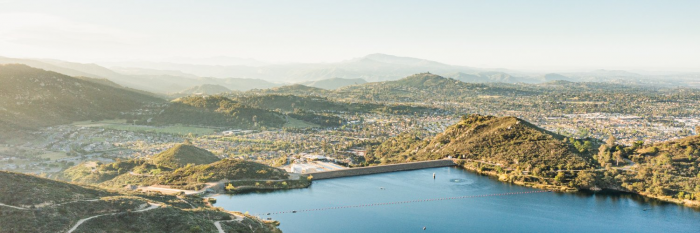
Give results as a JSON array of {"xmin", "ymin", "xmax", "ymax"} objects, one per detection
[
  {"xmin": 657, "ymin": 153, "xmax": 672, "ymax": 166},
  {"xmin": 613, "ymin": 150, "xmax": 623, "ymax": 166},
  {"xmin": 597, "ymin": 144, "xmax": 610, "ymax": 166},
  {"xmin": 225, "ymin": 183, "xmax": 235, "ymax": 191},
  {"xmin": 606, "ymin": 135, "xmax": 617, "ymax": 147},
  {"xmin": 575, "ymin": 171, "xmax": 597, "ymax": 188},
  {"xmin": 554, "ymin": 172, "xmax": 565, "ymax": 184}
]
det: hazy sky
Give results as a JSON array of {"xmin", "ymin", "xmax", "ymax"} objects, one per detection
[{"xmin": 1, "ymin": 0, "xmax": 698, "ymax": 71}]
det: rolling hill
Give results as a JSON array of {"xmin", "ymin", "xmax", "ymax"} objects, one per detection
[
  {"xmin": 158, "ymin": 159, "xmax": 291, "ymax": 189},
  {"xmin": 58, "ymin": 148, "xmax": 305, "ymax": 192},
  {"xmin": 235, "ymin": 94, "xmax": 432, "ymax": 115},
  {"xmin": 366, "ymin": 114, "xmax": 597, "ymax": 191},
  {"xmin": 0, "ymin": 171, "xmax": 281, "ymax": 233},
  {"xmin": 334, "ymin": 73, "xmax": 536, "ymax": 102},
  {"xmin": 152, "ymin": 95, "xmax": 285, "ymax": 129},
  {"xmin": 150, "ymin": 143, "xmax": 221, "ymax": 169},
  {"xmin": 0, "ymin": 64, "xmax": 163, "ymax": 133},
  {"xmin": 369, "ymin": 114, "xmax": 593, "ymax": 169}
]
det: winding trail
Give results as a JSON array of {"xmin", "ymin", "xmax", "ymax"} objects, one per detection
[
  {"xmin": 0, "ymin": 203, "xmax": 27, "ymax": 210},
  {"xmin": 0, "ymin": 199, "xmax": 100, "ymax": 210},
  {"xmin": 66, "ymin": 203, "xmax": 160, "ymax": 233},
  {"xmin": 213, "ymin": 214, "xmax": 245, "ymax": 233},
  {"xmin": 139, "ymin": 180, "xmax": 225, "ymax": 195},
  {"xmin": 53, "ymin": 199, "xmax": 99, "ymax": 207}
]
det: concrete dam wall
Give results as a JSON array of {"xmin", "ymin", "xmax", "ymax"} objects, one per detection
[{"xmin": 308, "ymin": 159, "xmax": 456, "ymax": 180}]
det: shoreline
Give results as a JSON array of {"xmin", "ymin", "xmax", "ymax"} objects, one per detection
[
  {"xmin": 200, "ymin": 161, "xmax": 700, "ymax": 210},
  {"xmin": 454, "ymin": 162, "xmax": 700, "ymax": 209}
]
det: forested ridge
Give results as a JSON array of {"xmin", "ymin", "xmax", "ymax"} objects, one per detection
[
  {"xmin": 0, "ymin": 64, "xmax": 163, "ymax": 131},
  {"xmin": 367, "ymin": 114, "xmax": 700, "ymax": 207}
]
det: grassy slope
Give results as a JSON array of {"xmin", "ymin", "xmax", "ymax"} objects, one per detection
[
  {"xmin": 0, "ymin": 171, "xmax": 110, "ymax": 206},
  {"xmin": 0, "ymin": 171, "xmax": 280, "ymax": 233},
  {"xmin": 368, "ymin": 114, "xmax": 597, "ymax": 192},
  {"xmin": 159, "ymin": 159, "xmax": 290, "ymax": 189},
  {"xmin": 0, "ymin": 64, "xmax": 163, "ymax": 132},
  {"xmin": 617, "ymin": 135, "xmax": 700, "ymax": 206},
  {"xmin": 370, "ymin": 114, "xmax": 700, "ymax": 207},
  {"xmin": 371, "ymin": 114, "xmax": 592, "ymax": 170},
  {"xmin": 58, "ymin": 146, "xmax": 296, "ymax": 191},
  {"xmin": 150, "ymin": 144, "xmax": 221, "ymax": 169},
  {"xmin": 235, "ymin": 94, "xmax": 431, "ymax": 115},
  {"xmin": 153, "ymin": 95, "xmax": 285, "ymax": 129}
]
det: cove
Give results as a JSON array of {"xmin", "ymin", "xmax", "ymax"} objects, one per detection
[{"xmin": 214, "ymin": 167, "xmax": 700, "ymax": 232}]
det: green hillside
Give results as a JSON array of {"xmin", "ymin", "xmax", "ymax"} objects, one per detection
[
  {"xmin": 151, "ymin": 143, "xmax": 221, "ymax": 169},
  {"xmin": 57, "ymin": 146, "xmax": 306, "ymax": 192},
  {"xmin": 236, "ymin": 94, "xmax": 432, "ymax": 115},
  {"xmin": 0, "ymin": 64, "xmax": 163, "ymax": 132},
  {"xmin": 369, "ymin": 114, "xmax": 593, "ymax": 169},
  {"xmin": 0, "ymin": 171, "xmax": 109, "ymax": 206},
  {"xmin": 367, "ymin": 114, "xmax": 596, "ymax": 190},
  {"xmin": 0, "ymin": 171, "xmax": 281, "ymax": 233},
  {"xmin": 159, "ymin": 159, "xmax": 290, "ymax": 189},
  {"xmin": 367, "ymin": 114, "xmax": 700, "ymax": 206},
  {"xmin": 615, "ymin": 134, "xmax": 700, "ymax": 205},
  {"xmin": 334, "ymin": 73, "xmax": 535, "ymax": 102},
  {"xmin": 152, "ymin": 95, "xmax": 285, "ymax": 129}
]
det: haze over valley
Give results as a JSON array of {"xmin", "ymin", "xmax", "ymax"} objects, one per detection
[{"xmin": 1, "ymin": 1, "xmax": 700, "ymax": 232}]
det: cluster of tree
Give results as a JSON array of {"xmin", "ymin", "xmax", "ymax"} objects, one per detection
[
  {"xmin": 244, "ymin": 73, "xmax": 700, "ymax": 120},
  {"xmin": 234, "ymin": 94, "xmax": 433, "ymax": 115},
  {"xmin": 152, "ymin": 95, "xmax": 285, "ymax": 129},
  {"xmin": 365, "ymin": 114, "xmax": 700, "ymax": 206},
  {"xmin": 158, "ymin": 159, "xmax": 289, "ymax": 190},
  {"xmin": 57, "ymin": 143, "xmax": 295, "ymax": 192},
  {"xmin": 287, "ymin": 109, "xmax": 344, "ymax": 128},
  {"xmin": 367, "ymin": 115, "xmax": 595, "ymax": 172}
]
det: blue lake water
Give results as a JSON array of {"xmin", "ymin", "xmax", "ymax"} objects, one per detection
[{"xmin": 215, "ymin": 167, "xmax": 700, "ymax": 232}]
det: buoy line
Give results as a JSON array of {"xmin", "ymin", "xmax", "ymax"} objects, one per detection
[{"xmin": 259, "ymin": 190, "xmax": 551, "ymax": 216}]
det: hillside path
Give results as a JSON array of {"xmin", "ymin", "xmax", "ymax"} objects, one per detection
[
  {"xmin": 213, "ymin": 214, "xmax": 245, "ymax": 233},
  {"xmin": 0, "ymin": 202, "xmax": 27, "ymax": 210},
  {"xmin": 66, "ymin": 203, "xmax": 160, "ymax": 233},
  {"xmin": 0, "ymin": 199, "xmax": 100, "ymax": 210}
]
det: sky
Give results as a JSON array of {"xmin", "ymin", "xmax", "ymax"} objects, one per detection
[{"xmin": 0, "ymin": 0, "xmax": 699, "ymax": 71}]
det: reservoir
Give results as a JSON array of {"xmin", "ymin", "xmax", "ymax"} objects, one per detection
[{"xmin": 215, "ymin": 167, "xmax": 700, "ymax": 232}]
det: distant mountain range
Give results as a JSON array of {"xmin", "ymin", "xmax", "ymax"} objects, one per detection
[{"xmin": 2, "ymin": 54, "xmax": 699, "ymax": 96}]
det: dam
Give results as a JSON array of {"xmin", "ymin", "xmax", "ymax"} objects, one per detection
[{"xmin": 308, "ymin": 159, "xmax": 456, "ymax": 180}]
